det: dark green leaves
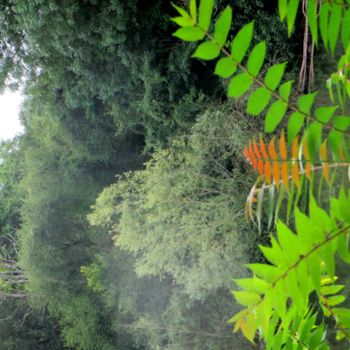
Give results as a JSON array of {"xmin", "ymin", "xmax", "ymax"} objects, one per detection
[
  {"xmin": 264, "ymin": 63, "xmax": 286, "ymax": 91},
  {"xmin": 231, "ymin": 21, "xmax": 254, "ymax": 63}
]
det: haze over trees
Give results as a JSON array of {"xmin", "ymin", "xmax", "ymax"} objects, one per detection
[{"xmin": 0, "ymin": 0, "xmax": 349, "ymax": 349}]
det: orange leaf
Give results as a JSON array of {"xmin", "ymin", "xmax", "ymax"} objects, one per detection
[
  {"xmin": 264, "ymin": 162, "xmax": 272, "ymax": 184},
  {"xmin": 268, "ymin": 137, "xmax": 278, "ymax": 161},
  {"xmin": 292, "ymin": 136, "xmax": 299, "ymax": 160},
  {"xmin": 305, "ymin": 162, "xmax": 311, "ymax": 179},
  {"xmin": 279, "ymin": 132, "xmax": 287, "ymax": 160},
  {"xmin": 259, "ymin": 137, "xmax": 269, "ymax": 160},
  {"xmin": 292, "ymin": 162, "xmax": 300, "ymax": 189},
  {"xmin": 320, "ymin": 140, "xmax": 329, "ymax": 183},
  {"xmin": 281, "ymin": 162, "xmax": 289, "ymax": 192},
  {"xmin": 273, "ymin": 162, "xmax": 280, "ymax": 189},
  {"xmin": 253, "ymin": 139, "xmax": 262, "ymax": 160},
  {"xmin": 248, "ymin": 144, "xmax": 258, "ymax": 170},
  {"xmin": 258, "ymin": 160, "xmax": 264, "ymax": 175}
]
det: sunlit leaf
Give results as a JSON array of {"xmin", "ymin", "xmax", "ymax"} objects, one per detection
[
  {"xmin": 214, "ymin": 57, "xmax": 237, "ymax": 78},
  {"xmin": 231, "ymin": 21, "xmax": 254, "ymax": 63},
  {"xmin": 265, "ymin": 100, "xmax": 288, "ymax": 133},
  {"xmin": 192, "ymin": 41, "xmax": 220, "ymax": 60},
  {"xmin": 173, "ymin": 26, "xmax": 205, "ymax": 41},
  {"xmin": 198, "ymin": 0, "xmax": 214, "ymax": 31},
  {"xmin": 288, "ymin": 112, "xmax": 305, "ymax": 145},
  {"xmin": 320, "ymin": 3, "xmax": 330, "ymax": 49},
  {"xmin": 228, "ymin": 73, "xmax": 253, "ymax": 97},
  {"xmin": 247, "ymin": 87, "xmax": 271, "ymax": 116},
  {"xmin": 214, "ymin": 7, "xmax": 232, "ymax": 47},
  {"xmin": 286, "ymin": 0, "xmax": 300, "ymax": 35},
  {"xmin": 307, "ymin": 0, "xmax": 318, "ymax": 44},
  {"xmin": 247, "ymin": 41, "xmax": 266, "ymax": 77},
  {"xmin": 264, "ymin": 63, "xmax": 286, "ymax": 91},
  {"xmin": 328, "ymin": 5, "xmax": 342, "ymax": 54}
]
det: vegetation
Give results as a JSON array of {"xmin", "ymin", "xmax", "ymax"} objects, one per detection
[
  {"xmin": 171, "ymin": 0, "xmax": 350, "ymax": 348},
  {"xmin": 0, "ymin": 0, "xmax": 349, "ymax": 349}
]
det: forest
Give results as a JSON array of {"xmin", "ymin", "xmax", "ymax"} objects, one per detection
[{"xmin": 0, "ymin": 0, "xmax": 350, "ymax": 349}]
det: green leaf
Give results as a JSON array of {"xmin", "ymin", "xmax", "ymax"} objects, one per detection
[
  {"xmin": 228, "ymin": 73, "xmax": 253, "ymax": 97},
  {"xmin": 192, "ymin": 41, "xmax": 220, "ymax": 60},
  {"xmin": 265, "ymin": 100, "xmax": 288, "ymax": 133},
  {"xmin": 338, "ymin": 234, "xmax": 350, "ymax": 263},
  {"xmin": 315, "ymin": 106, "xmax": 337, "ymax": 123},
  {"xmin": 198, "ymin": 0, "xmax": 214, "ymax": 32},
  {"xmin": 309, "ymin": 324, "xmax": 326, "ymax": 349},
  {"xmin": 297, "ymin": 92, "xmax": 317, "ymax": 114},
  {"xmin": 171, "ymin": 16, "xmax": 194, "ymax": 27},
  {"xmin": 246, "ymin": 263, "xmax": 281, "ymax": 282},
  {"xmin": 287, "ymin": 0, "xmax": 300, "ymax": 36},
  {"xmin": 307, "ymin": 122, "xmax": 322, "ymax": 162},
  {"xmin": 327, "ymin": 295, "xmax": 346, "ymax": 306},
  {"xmin": 247, "ymin": 41, "xmax": 266, "ymax": 77},
  {"xmin": 333, "ymin": 116, "xmax": 350, "ymax": 132},
  {"xmin": 328, "ymin": 5, "xmax": 342, "ymax": 54},
  {"xmin": 264, "ymin": 63, "xmax": 286, "ymax": 91},
  {"xmin": 339, "ymin": 189, "xmax": 350, "ymax": 223},
  {"xmin": 171, "ymin": 2, "xmax": 192, "ymax": 19},
  {"xmin": 307, "ymin": 253, "xmax": 321, "ymax": 293},
  {"xmin": 214, "ymin": 7, "xmax": 232, "ymax": 47},
  {"xmin": 231, "ymin": 21, "xmax": 254, "ymax": 63},
  {"xmin": 342, "ymin": 9, "xmax": 350, "ymax": 50},
  {"xmin": 328, "ymin": 130, "xmax": 344, "ymax": 156},
  {"xmin": 320, "ymin": 3, "xmax": 330, "ymax": 49},
  {"xmin": 173, "ymin": 26, "xmax": 205, "ymax": 42},
  {"xmin": 279, "ymin": 80, "xmax": 293, "ymax": 101},
  {"xmin": 190, "ymin": 0, "xmax": 197, "ymax": 21},
  {"xmin": 234, "ymin": 277, "xmax": 269, "ymax": 294},
  {"xmin": 288, "ymin": 112, "xmax": 305, "ymax": 144},
  {"xmin": 214, "ymin": 57, "xmax": 237, "ymax": 78},
  {"xmin": 307, "ymin": 0, "xmax": 318, "ymax": 44},
  {"xmin": 260, "ymin": 236, "xmax": 284, "ymax": 266},
  {"xmin": 276, "ymin": 221, "xmax": 300, "ymax": 257},
  {"xmin": 246, "ymin": 87, "xmax": 271, "ymax": 116},
  {"xmin": 279, "ymin": 0, "xmax": 288, "ymax": 20},
  {"xmin": 232, "ymin": 291, "xmax": 261, "ymax": 306},
  {"xmin": 321, "ymin": 284, "xmax": 345, "ymax": 296}
]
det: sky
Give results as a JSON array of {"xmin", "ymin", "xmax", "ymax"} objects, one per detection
[{"xmin": 0, "ymin": 90, "xmax": 24, "ymax": 141}]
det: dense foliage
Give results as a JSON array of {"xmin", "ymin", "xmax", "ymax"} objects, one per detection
[
  {"xmin": 1, "ymin": 0, "xmax": 345, "ymax": 349},
  {"xmin": 171, "ymin": 0, "xmax": 350, "ymax": 348}
]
